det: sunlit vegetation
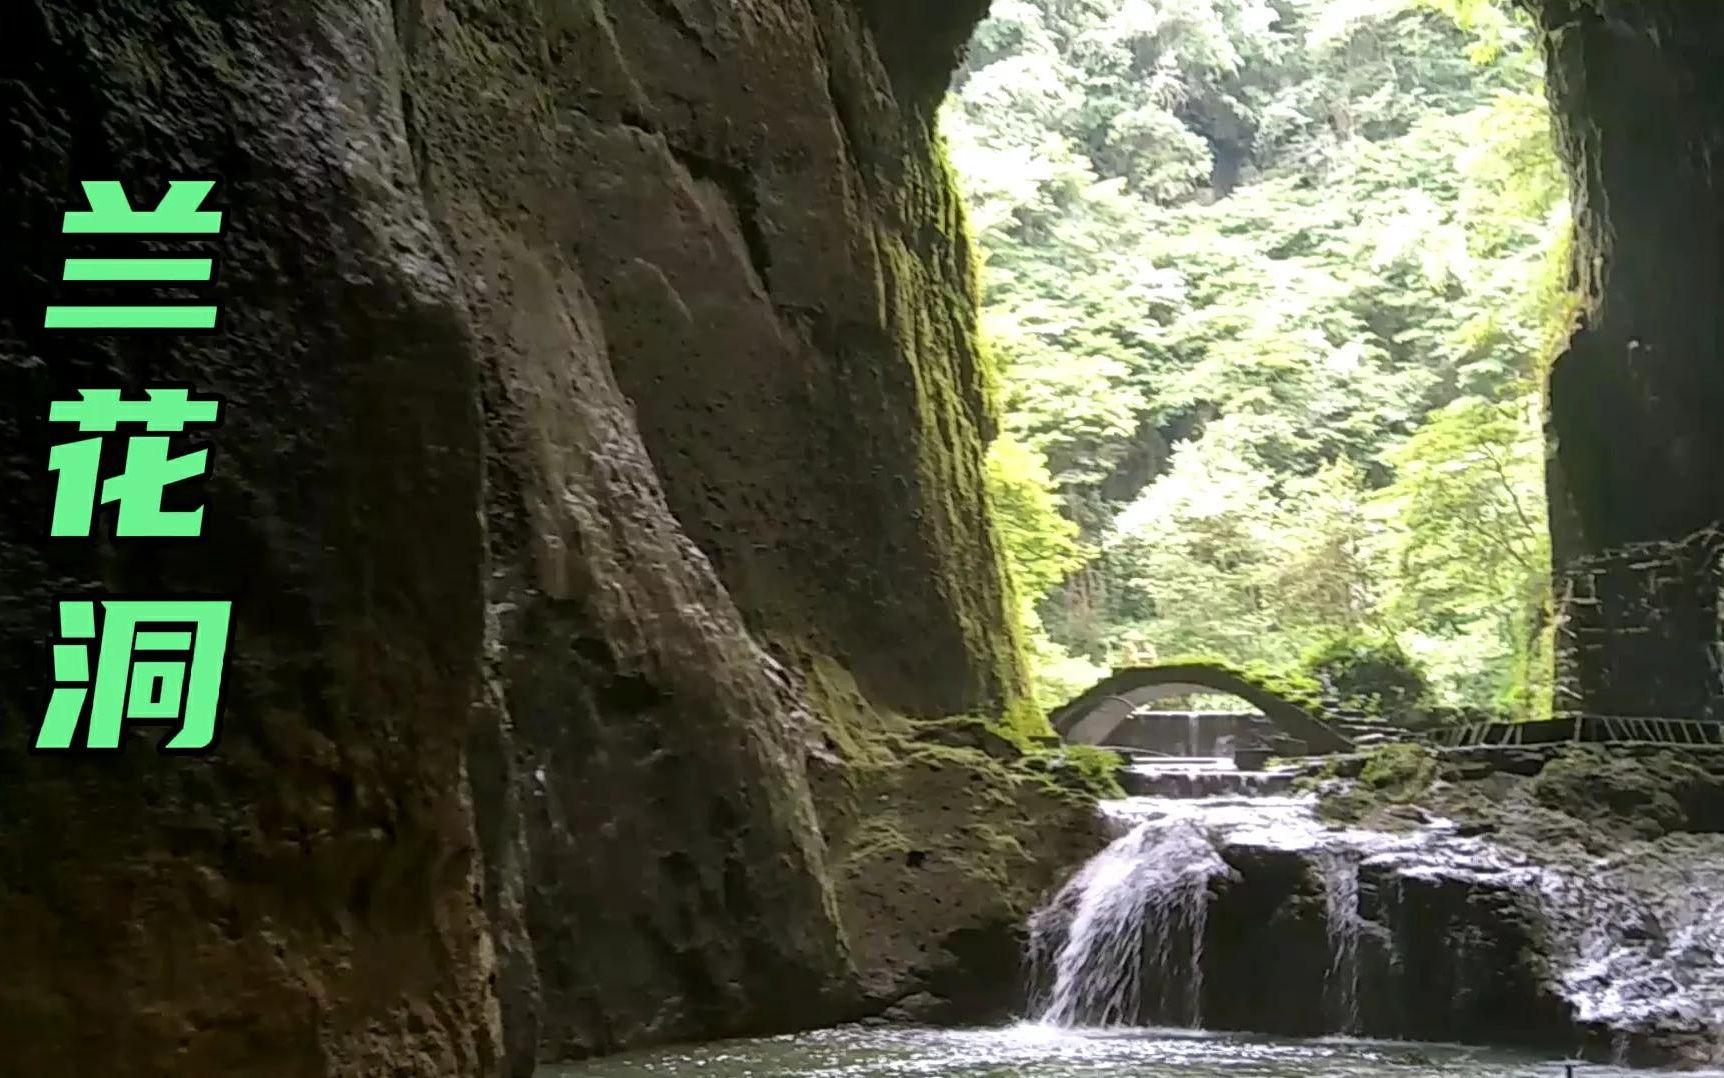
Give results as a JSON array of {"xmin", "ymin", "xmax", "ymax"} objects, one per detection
[{"xmin": 948, "ymin": 0, "xmax": 1569, "ymax": 715}]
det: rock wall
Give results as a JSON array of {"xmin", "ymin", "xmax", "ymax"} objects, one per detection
[
  {"xmin": 1550, "ymin": 528, "xmax": 1724, "ymax": 720},
  {"xmin": 0, "ymin": 3, "xmax": 1098, "ymax": 1076},
  {"xmin": 1533, "ymin": 0, "xmax": 1724, "ymax": 718}
]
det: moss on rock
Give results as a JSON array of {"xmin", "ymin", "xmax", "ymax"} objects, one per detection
[
  {"xmin": 790, "ymin": 656, "xmax": 1102, "ymax": 1020},
  {"xmin": 1527, "ymin": 746, "xmax": 1724, "ymax": 840},
  {"xmin": 1313, "ymin": 741, "xmax": 1724, "ymax": 853},
  {"xmin": 1312, "ymin": 744, "xmax": 1439, "ymax": 825}
]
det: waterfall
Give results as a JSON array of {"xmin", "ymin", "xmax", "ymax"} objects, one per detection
[
  {"xmin": 1318, "ymin": 852, "xmax": 1361, "ymax": 1033},
  {"xmin": 1025, "ymin": 789, "xmax": 1724, "ymax": 1063},
  {"xmin": 1029, "ymin": 816, "xmax": 1228, "ymax": 1029}
]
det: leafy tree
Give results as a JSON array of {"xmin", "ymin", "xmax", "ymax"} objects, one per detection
[
  {"xmin": 1371, "ymin": 394, "xmax": 1549, "ymax": 706},
  {"xmin": 949, "ymin": 0, "xmax": 1568, "ymax": 710},
  {"xmin": 986, "ymin": 433, "xmax": 1090, "ymax": 602},
  {"xmin": 1300, "ymin": 632, "xmax": 1433, "ymax": 717}
]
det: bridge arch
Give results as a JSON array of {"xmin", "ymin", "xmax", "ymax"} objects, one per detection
[{"xmin": 1050, "ymin": 662, "xmax": 1355, "ymax": 755}]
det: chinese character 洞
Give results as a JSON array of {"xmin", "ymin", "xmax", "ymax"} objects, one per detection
[
  {"xmin": 44, "ymin": 179, "xmax": 223, "ymax": 331},
  {"xmin": 47, "ymin": 387, "xmax": 221, "ymax": 539},
  {"xmin": 36, "ymin": 598, "xmax": 233, "ymax": 753}
]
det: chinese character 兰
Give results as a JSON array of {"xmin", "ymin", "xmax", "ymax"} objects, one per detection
[{"xmin": 44, "ymin": 179, "xmax": 223, "ymax": 331}]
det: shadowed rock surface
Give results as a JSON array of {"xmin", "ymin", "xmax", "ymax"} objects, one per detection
[
  {"xmin": 0, "ymin": 2, "xmax": 1098, "ymax": 1076},
  {"xmin": 1536, "ymin": 0, "xmax": 1724, "ymax": 720}
]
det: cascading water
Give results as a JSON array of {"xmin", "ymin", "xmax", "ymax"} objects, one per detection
[
  {"xmin": 1022, "ymin": 768, "xmax": 1724, "ymax": 1066},
  {"xmin": 1029, "ymin": 818, "xmax": 1226, "ymax": 1028},
  {"xmin": 1536, "ymin": 846, "xmax": 1724, "ymax": 1058},
  {"xmin": 1117, "ymin": 757, "xmax": 1296, "ymax": 798},
  {"xmin": 1028, "ymin": 748, "xmax": 1428, "ymax": 1040},
  {"xmin": 1318, "ymin": 850, "xmax": 1362, "ymax": 1033}
]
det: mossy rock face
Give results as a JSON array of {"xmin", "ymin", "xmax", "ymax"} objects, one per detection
[
  {"xmin": 1313, "ymin": 744, "xmax": 1439, "ymax": 825},
  {"xmin": 0, "ymin": 0, "xmax": 1040, "ymax": 1071},
  {"xmin": 1528, "ymin": 746, "xmax": 1724, "ymax": 839},
  {"xmin": 916, "ymin": 716, "xmax": 1025, "ymax": 762},
  {"xmin": 812, "ymin": 724, "xmax": 1109, "ymax": 1022},
  {"xmin": 1320, "ymin": 741, "xmax": 1724, "ymax": 852},
  {"xmin": 1021, "ymin": 745, "xmax": 1128, "ymax": 801},
  {"xmin": 1359, "ymin": 743, "xmax": 1438, "ymax": 796},
  {"xmin": 792, "ymin": 645, "xmax": 1109, "ymax": 1022}
]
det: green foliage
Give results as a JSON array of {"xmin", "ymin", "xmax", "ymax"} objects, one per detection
[
  {"xmin": 986, "ymin": 433, "xmax": 1090, "ymax": 602},
  {"xmin": 1375, "ymin": 394, "xmax": 1550, "ymax": 710},
  {"xmin": 1021, "ymin": 603, "xmax": 1110, "ymax": 711},
  {"xmin": 950, "ymin": 0, "xmax": 1568, "ymax": 711},
  {"xmin": 1301, "ymin": 632, "xmax": 1432, "ymax": 715},
  {"xmin": 986, "ymin": 425, "xmax": 1109, "ymax": 711}
]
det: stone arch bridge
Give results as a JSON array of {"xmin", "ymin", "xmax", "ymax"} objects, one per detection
[{"xmin": 1050, "ymin": 662, "xmax": 1357, "ymax": 756}]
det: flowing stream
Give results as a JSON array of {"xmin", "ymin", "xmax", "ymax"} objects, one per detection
[
  {"xmin": 1021, "ymin": 763, "xmax": 1724, "ymax": 1069},
  {"xmin": 546, "ymin": 760, "xmax": 1724, "ymax": 1076},
  {"xmin": 544, "ymin": 1025, "xmax": 1631, "ymax": 1076}
]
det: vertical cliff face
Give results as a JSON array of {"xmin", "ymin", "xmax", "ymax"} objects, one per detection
[
  {"xmin": 1532, "ymin": 0, "xmax": 1724, "ymax": 720},
  {"xmin": 0, "ymin": 2, "xmax": 1099, "ymax": 1077},
  {"xmin": 1, "ymin": 4, "xmax": 504, "ymax": 1075},
  {"xmin": 525, "ymin": 0, "xmax": 1022, "ymax": 720}
]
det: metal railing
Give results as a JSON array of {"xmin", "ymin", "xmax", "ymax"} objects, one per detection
[{"xmin": 1427, "ymin": 715, "xmax": 1724, "ymax": 749}]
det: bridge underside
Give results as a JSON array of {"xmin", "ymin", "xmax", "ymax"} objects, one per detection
[
  {"xmin": 1051, "ymin": 664, "xmax": 1356, "ymax": 756},
  {"xmin": 1094, "ymin": 710, "xmax": 1272, "ymax": 757},
  {"xmin": 1060, "ymin": 683, "xmax": 1253, "ymax": 746}
]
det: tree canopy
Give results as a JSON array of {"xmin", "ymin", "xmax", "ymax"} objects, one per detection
[{"xmin": 947, "ymin": 0, "xmax": 1568, "ymax": 713}]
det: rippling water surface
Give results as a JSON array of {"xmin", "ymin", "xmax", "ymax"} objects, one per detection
[{"xmin": 544, "ymin": 1024, "xmax": 1624, "ymax": 1077}]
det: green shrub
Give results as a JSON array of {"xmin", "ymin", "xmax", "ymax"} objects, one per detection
[{"xmin": 1300, "ymin": 633, "xmax": 1431, "ymax": 717}]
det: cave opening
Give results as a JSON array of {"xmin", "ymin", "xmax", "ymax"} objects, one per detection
[{"xmin": 944, "ymin": 0, "xmax": 1566, "ymax": 723}]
